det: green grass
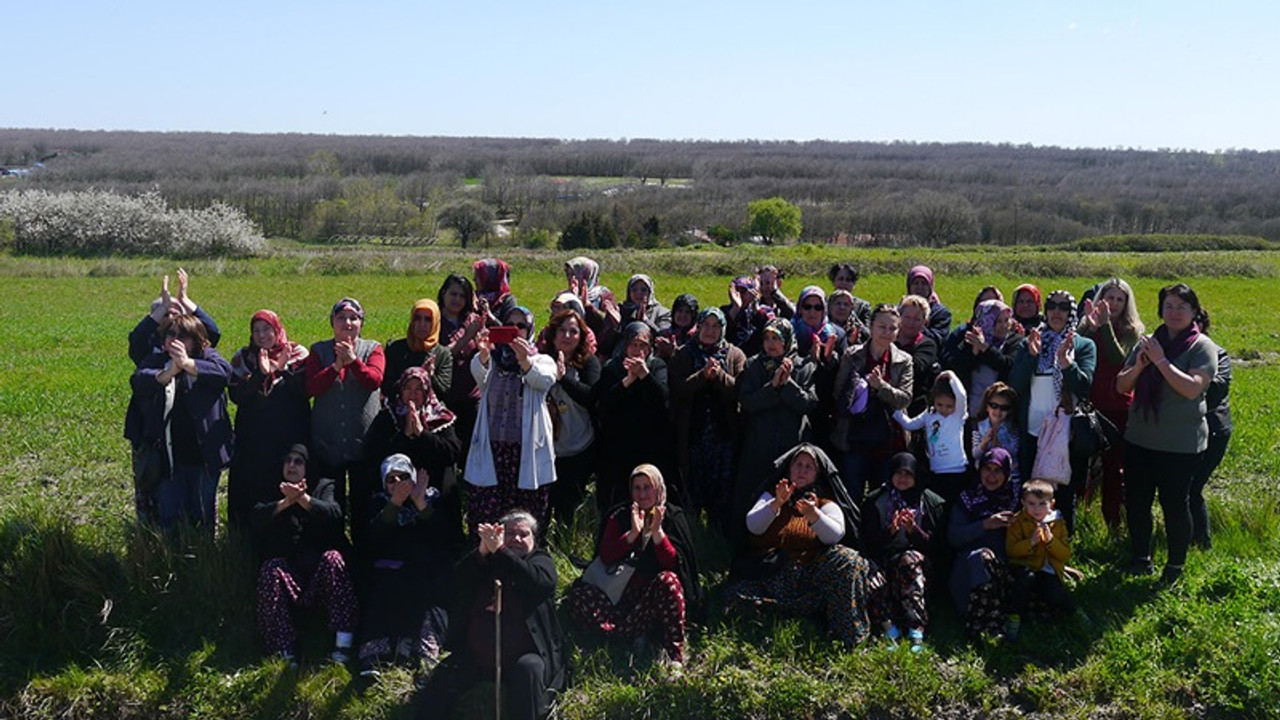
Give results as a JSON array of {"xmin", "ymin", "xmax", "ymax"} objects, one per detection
[{"xmin": 2, "ymin": 257, "xmax": 1279, "ymax": 719}]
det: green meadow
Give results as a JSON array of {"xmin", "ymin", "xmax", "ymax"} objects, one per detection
[{"xmin": 1, "ymin": 250, "xmax": 1278, "ymax": 719}]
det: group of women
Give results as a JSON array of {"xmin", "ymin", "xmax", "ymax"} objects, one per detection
[{"xmin": 124, "ymin": 259, "xmax": 1230, "ymax": 719}]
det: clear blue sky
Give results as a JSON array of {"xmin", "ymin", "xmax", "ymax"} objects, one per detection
[{"xmin": 5, "ymin": 0, "xmax": 1278, "ymax": 151}]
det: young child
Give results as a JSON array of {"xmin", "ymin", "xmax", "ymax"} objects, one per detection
[
  {"xmin": 1003, "ymin": 479, "xmax": 1073, "ymax": 641},
  {"xmin": 894, "ymin": 370, "xmax": 969, "ymax": 502},
  {"xmin": 971, "ymin": 382, "xmax": 1022, "ymax": 482}
]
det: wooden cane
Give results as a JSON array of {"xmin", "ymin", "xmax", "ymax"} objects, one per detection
[{"xmin": 494, "ymin": 578, "xmax": 503, "ymax": 720}]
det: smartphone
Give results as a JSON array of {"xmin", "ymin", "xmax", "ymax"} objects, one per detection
[{"xmin": 488, "ymin": 326, "xmax": 520, "ymax": 344}]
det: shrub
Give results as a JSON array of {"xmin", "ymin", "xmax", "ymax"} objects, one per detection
[{"xmin": 0, "ymin": 189, "xmax": 267, "ymax": 257}]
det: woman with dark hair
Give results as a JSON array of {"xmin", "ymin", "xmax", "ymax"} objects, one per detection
[
  {"xmin": 945, "ymin": 297, "xmax": 1024, "ymax": 417},
  {"xmin": 1115, "ymin": 284, "xmax": 1219, "ymax": 585},
  {"xmin": 465, "ymin": 306, "xmax": 558, "ymax": 532},
  {"xmin": 735, "ymin": 318, "xmax": 819, "ymax": 527},
  {"xmin": 971, "ymin": 382, "xmax": 1022, "ymax": 481},
  {"xmin": 906, "ymin": 265, "xmax": 953, "ymax": 345},
  {"xmin": 655, "ymin": 293, "xmax": 698, "ymax": 360},
  {"xmin": 670, "ymin": 307, "xmax": 746, "ymax": 530},
  {"xmin": 593, "ymin": 322, "xmax": 676, "ymax": 513},
  {"xmin": 127, "ymin": 314, "xmax": 234, "ymax": 529},
  {"xmin": 1076, "ymin": 278, "xmax": 1144, "ymax": 530},
  {"xmin": 382, "ymin": 298, "xmax": 453, "ymax": 401},
  {"xmin": 832, "ymin": 304, "xmax": 914, "ymax": 502},
  {"xmin": 1192, "ymin": 331, "xmax": 1231, "ymax": 551},
  {"xmin": 730, "ymin": 443, "xmax": 873, "ymax": 646},
  {"xmin": 1012, "ymin": 284, "xmax": 1043, "ymax": 334},
  {"xmin": 948, "ymin": 447, "xmax": 1019, "ymax": 638},
  {"xmin": 438, "ymin": 273, "xmax": 485, "ymax": 454},
  {"xmin": 539, "ymin": 308, "xmax": 602, "ymax": 526},
  {"xmin": 1008, "ymin": 289, "xmax": 1096, "ymax": 531},
  {"xmin": 827, "ymin": 262, "xmax": 872, "ymax": 331},
  {"xmin": 566, "ymin": 464, "xmax": 701, "ymax": 664},
  {"xmin": 619, "ymin": 274, "xmax": 673, "ymax": 334},
  {"xmin": 227, "ymin": 310, "xmax": 311, "ymax": 529}
]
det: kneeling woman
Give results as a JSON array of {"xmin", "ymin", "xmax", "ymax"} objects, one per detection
[
  {"xmin": 730, "ymin": 443, "xmax": 873, "ymax": 646},
  {"xmin": 566, "ymin": 464, "xmax": 702, "ymax": 664}
]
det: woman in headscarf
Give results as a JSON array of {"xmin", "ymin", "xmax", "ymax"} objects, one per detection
[
  {"xmin": 619, "ymin": 274, "xmax": 672, "ymax": 334},
  {"xmin": 948, "ymin": 447, "xmax": 1019, "ymax": 638},
  {"xmin": 228, "ymin": 310, "xmax": 311, "ymax": 530},
  {"xmin": 538, "ymin": 308, "xmax": 602, "ymax": 526},
  {"xmin": 730, "ymin": 443, "xmax": 873, "ymax": 646},
  {"xmin": 357, "ymin": 453, "xmax": 464, "ymax": 674},
  {"xmin": 1012, "ymin": 284, "xmax": 1043, "ymax": 334},
  {"xmin": 670, "ymin": 307, "xmax": 746, "ymax": 530},
  {"xmin": 946, "ymin": 296, "xmax": 1024, "ymax": 417},
  {"xmin": 566, "ymin": 464, "xmax": 701, "ymax": 665},
  {"xmin": 906, "ymin": 265, "xmax": 953, "ymax": 345},
  {"xmin": 437, "ymin": 274, "xmax": 485, "ymax": 456},
  {"xmin": 862, "ymin": 452, "xmax": 946, "ymax": 651},
  {"xmin": 792, "ymin": 285, "xmax": 846, "ymax": 451},
  {"xmin": 593, "ymin": 321, "xmax": 676, "ymax": 514},
  {"xmin": 828, "ymin": 289, "xmax": 867, "ymax": 343},
  {"xmin": 827, "ymin": 262, "xmax": 873, "ymax": 332},
  {"xmin": 734, "ymin": 318, "xmax": 819, "ymax": 531},
  {"xmin": 563, "ymin": 256, "xmax": 618, "ymax": 356},
  {"xmin": 382, "ymin": 299, "xmax": 453, "ymax": 401},
  {"xmin": 1008, "ymin": 289, "xmax": 1096, "ymax": 532},
  {"xmin": 473, "ymin": 258, "xmax": 519, "ymax": 326},
  {"xmin": 464, "ymin": 306, "xmax": 558, "ymax": 533},
  {"xmin": 1076, "ymin": 277, "xmax": 1144, "ymax": 530},
  {"xmin": 831, "ymin": 303, "xmax": 914, "ymax": 502},
  {"xmin": 655, "ymin": 292, "xmax": 698, "ymax": 360},
  {"xmin": 1115, "ymin": 284, "xmax": 1218, "ymax": 586},
  {"xmin": 364, "ymin": 366, "xmax": 464, "ymax": 497}
]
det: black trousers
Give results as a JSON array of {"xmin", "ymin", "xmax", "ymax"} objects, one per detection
[
  {"xmin": 415, "ymin": 653, "xmax": 549, "ymax": 720},
  {"xmin": 1124, "ymin": 441, "xmax": 1197, "ymax": 567}
]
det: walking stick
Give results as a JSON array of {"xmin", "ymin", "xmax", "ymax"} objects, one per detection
[{"xmin": 494, "ymin": 578, "xmax": 503, "ymax": 720}]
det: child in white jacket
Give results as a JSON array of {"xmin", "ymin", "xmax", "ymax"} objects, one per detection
[{"xmin": 893, "ymin": 370, "xmax": 969, "ymax": 502}]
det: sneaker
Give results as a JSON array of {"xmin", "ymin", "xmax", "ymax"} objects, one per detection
[
  {"xmin": 277, "ymin": 650, "xmax": 299, "ymax": 669},
  {"xmin": 1002, "ymin": 615, "xmax": 1021, "ymax": 643},
  {"xmin": 908, "ymin": 628, "xmax": 925, "ymax": 653},
  {"xmin": 1122, "ymin": 557, "xmax": 1155, "ymax": 576},
  {"xmin": 330, "ymin": 648, "xmax": 351, "ymax": 665},
  {"xmin": 884, "ymin": 623, "xmax": 901, "ymax": 649}
]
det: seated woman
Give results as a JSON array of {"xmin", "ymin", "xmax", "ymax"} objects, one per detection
[
  {"xmin": 566, "ymin": 464, "xmax": 702, "ymax": 664},
  {"xmin": 228, "ymin": 310, "xmax": 311, "ymax": 530},
  {"xmin": 948, "ymin": 448, "xmax": 1019, "ymax": 638},
  {"xmin": 251, "ymin": 444, "xmax": 356, "ymax": 664},
  {"xmin": 414, "ymin": 511, "xmax": 565, "ymax": 720},
  {"xmin": 358, "ymin": 454, "xmax": 464, "ymax": 674},
  {"xmin": 862, "ymin": 452, "xmax": 945, "ymax": 651},
  {"xmin": 127, "ymin": 314, "xmax": 234, "ymax": 529},
  {"xmin": 382, "ymin": 298, "xmax": 453, "ymax": 401},
  {"xmin": 730, "ymin": 443, "xmax": 873, "ymax": 646}
]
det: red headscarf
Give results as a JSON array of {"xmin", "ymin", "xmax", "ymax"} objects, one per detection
[{"xmin": 473, "ymin": 258, "xmax": 512, "ymax": 306}]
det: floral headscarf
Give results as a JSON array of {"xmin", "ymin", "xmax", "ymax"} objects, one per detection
[
  {"xmin": 760, "ymin": 317, "xmax": 795, "ymax": 373},
  {"xmin": 406, "ymin": 299, "xmax": 441, "ymax": 353},
  {"xmin": 388, "ymin": 366, "xmax": 456, "ymax": 433},
  {"xmin": 792, "ymin": 285, "xmax": 839, "ymax": 353},
  {"xmin": 565, "ymin": 256, "xmax": 604, "ymax": 306},
  {"xmin": 959, "ymin": 448, "xmax": 1020, "ymax": 518},
  {"xmin": 627, "ymin": 274, "xmax": 658, "ymax": 304},
  {"xmin": 473, "ymin": 258, "xmax": 512, "ymax": 306},
  {"xmin": 973, "ymin": 299, "xmax": 1011, "ymax": 341},
  {"xmin": 690, "ymin": 307, "xmax": 730, "ymax": 372}
]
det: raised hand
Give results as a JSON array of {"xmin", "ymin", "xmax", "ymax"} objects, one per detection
[
  {"xmin": 1056, "ymin": 329, "xmax": 1076, "ymax": 368},
  {"xmin": 511, "ymin": 337, "xmax": 535, "ymax": 368},
  {"xmin": 1027, "ymin": 327, "xmax": 1042, "ymax": 357},
  {"xmin": 1141, "ymin": 334, "xmax": 1166, "ymax": 365},
  {"xmin": 166, "ymin": 337, "xmax": 196, "ymax": 374},
  {"xmin": 176, "ymin": 267, "xmax": 192, "ymax": 310},
  {"xmin": 600, "ymin": 289, "xmax": 621, "ymax": 325},
  {"xmin": 389, "ymin": 477, "xmax": 414, "ymax": 506},
  {"xmin": 476, "ymin": 328, "xmax": 493, "ymax": 367},
  {"xmin": 477, "ymin": 522, "xmax": 505, "ymax": 555},
  {"xmin": 654, "ymin": 335, "xmax": 675, "ymax": 359},
  {"xmin": 867, "ymin": 364, "xmax": 886, "ymax": 390},
  {"xmin": 702, "ymin": 357, "xmax": 720, "ymax": 380},
  {"xmin": 629, "ymin": 501, "xmax": 646, "ymax": 539},
  {"xmin": 648, "ymin": 504, "xmax": 666, "ymax": 539},
  {"xmin": 728, "ymin": 281, "xmax": 743, "ymax": 310},
  {"xmin": 965, "ymin": 325, "xmax": 987, "ymax": 354},
  {"xmin": 410, "ymin": 468, "xmax": 431, "ymax": 507},
  {"xmin": 777, "ymin": 357, "xmax": 793, "ymax": 387},
  {"xmin": 404, "ymin": 400, "xmax": 423, "ymax": 437},
  {"xmin": 279, "ymin": 480, "xmax": 305, "ymax": 507},
  {"xmin": 774, "ymin": 478, "xmax": 794, "ymax": 506},
  {"xmin": 794, "ymin": 493, "xmax": 819, "ymax": 523},
  {"xmin": 556, "ymin": 350, "xmax": 567, "ymax": 380},
  {"xmin": 333, "ymin": 340, "xmax": 356, "ymax": 369}
]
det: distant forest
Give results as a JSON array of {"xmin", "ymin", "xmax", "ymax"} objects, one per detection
[{"xmin": 4, "ymin": 128, "xmax": 1280, "ymax": 248}]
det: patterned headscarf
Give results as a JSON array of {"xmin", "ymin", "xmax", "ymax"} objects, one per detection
[
  {"xmin": 690, "ymin": 307, "xmax": 730, "ymax": 372},
  {"xmin": 883, "ymin": 452, "xmax": 926, "ymax": 530},
  {"xmin": 792, "ymin": 285, "xmax": 838, "ymax": 352},
  {"xmin": 230, "ymin": 309, "xmax": 308, "ymax": 387},
  {"xmin": 760, "ymin": 317, "xmax": 795, "ymax": 373},
  {"xmin": 493, "ymin": 305, "xmax": 536, "ymax": 374},
  {"xmin": 973, "ymin": 299, "xmax": 1011, "ymax": 341},
  {"xmin": 565, "ymin": 256, "xmax": 604, "ymax": 306},
  {"xmin": 473, "ymin": 258, "xmax": 512, "ymax": 306},
  {"xmin": 249, "ymin": 309, "xmax": 292, "ymax": 362},
  {"xmin": 960, "ymin": 448, "xmax": 1020, "ymax": 518},
  {"xmin": 406, "ymin": 299, "xmax": 441, "ymax": 353},
  {"xmin": 389, "ymin": 366, "xmax": 455, "ymax": 433},
  {"xmin": 1038, "ymin": 290, "xmax": 1078, "ymax": 400},
  {"xmin": 627, "ymin": 274, "xmax": 658, "ymax": 304}
]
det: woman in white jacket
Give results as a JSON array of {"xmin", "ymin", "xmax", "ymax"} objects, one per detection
[{"xmin": 465, "ymin": 306, "xmax": 558, "ymax": 534}]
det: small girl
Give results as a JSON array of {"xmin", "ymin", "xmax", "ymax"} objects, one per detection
[
  {"xmin": 893, "ymin": 370, "xmax": 968, "ymax": 502},
  {"xmin": 971, "ymin": 382, "xmax": 1022, "ymax": 482}
]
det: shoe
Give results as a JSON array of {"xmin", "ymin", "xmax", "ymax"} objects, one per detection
[
  {"xmin": 884, "ymin": 623, "xmax": 901, "ymax": 650},
  {"xmin": 1158, "ymin": 565, "xmax": 1184, "ymax": 588},
  {"xmin": 1122, "ymin": 558, "xmax": 1155, "ymax": 576},
  {"xmin": 908, "ymin": 628, "xmax": 925, "ymax": 653},
  {"xmin": 1002, "ymin": 615, "xmax": 1021, "ymax": 643}
]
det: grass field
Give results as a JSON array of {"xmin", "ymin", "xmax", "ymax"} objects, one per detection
[{"xmin": 2, "ymin": 255, "xmax": 1278, "ymax": 719}]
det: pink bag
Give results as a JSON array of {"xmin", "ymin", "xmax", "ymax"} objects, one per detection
[{"xmin": 1031, "ymin": 407, "xmax": 1072, "ymax": 486}]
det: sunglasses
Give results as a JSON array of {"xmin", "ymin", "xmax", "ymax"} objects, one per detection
[
  {"xmin": 987, "ymin": 401, "xmax": 1012, "ymax": 412},
  {"xmin": 1044, "ymin": 301, "xmax": 1072, "ymax": 312},
  {"xmin": 384, "ymin": 473, "xmax": 411, "ymax": 484},
  {"xmin": 801, "ymin": 303, "xmax": 824, "ymax": 311}
]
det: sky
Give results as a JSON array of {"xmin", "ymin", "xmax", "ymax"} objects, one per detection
[{"xmin": 5, "ymin": 1, "xmax": 1279, "ymax": 151}]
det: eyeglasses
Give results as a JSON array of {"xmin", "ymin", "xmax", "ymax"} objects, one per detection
[
  {"xmin": 801, "ymin": 303, "xmax": 824, "ymax": 311},
  {"xmin": 284, "ymin": 456, "xmax": 306, "ymax": 466},
  {"xmin": 1044, "ymin": 301, "xmax": 1072, "ymax": 312},
  {"xmin": 987, "ymin": 401, "xmax": 1012, "ymax": 412}
]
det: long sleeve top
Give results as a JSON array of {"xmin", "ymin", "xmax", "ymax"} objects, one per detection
[
  {"xmin": 893, "ymin": 373, "xmax": 968, "ymax": 473},
  {"xmin": 1006, "ymin": 509, "xmax": 1071, "ymax": 576},
  {"xmin": 747, "ymin": 493, "xmax": 844, "ymax": 545}
]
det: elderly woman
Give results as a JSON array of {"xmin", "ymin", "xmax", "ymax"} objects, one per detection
[
  {"xmin": 946, "ymin": 298, "xmax": 1024, "ymax": 417},
  {"xmin": 465, "ymin": 307, "xmax": 558, "ymax": 533},
  {"xmin": 827, "ymin": 262, "xmax": 873, "ymax": 333},
  {"xmin": 227, "ymin": 310, "xmax": 311, "ymax": 530},
  {"xmin": 127, "ymin": 314, "xmax": 234, "ymax": 529},
  {"xmin": 670, "ymin": 308, "xmax": 747, "ymax": 529},
  {"xmin": 617, "ymin": 273, "xmax": 673, "ymax": 335},
  {"xmin": 1012, "ymin": 284, "xmax": 1043, "ymax": 334},
  {"xmin": 593, "ymin": 321, "xmax": 676, "ymax": 514},
  {"xmin": 832, "ymin": 303, "xmax": 914, "ymax": 501},
  {"xmin": 1115, "ymin": 284, "xmax": 1219, "ymax": 586},
  {"xmin": 365, "ymin": 367, "xmax": 464, "ymax": 495},
  {"xmin": 906, "ymin": 265, "xmax": 953, "ymax": 345},
  {"xmin": 655, "ymin": 292, "xmax": 698, "ymax": 360},
  {"xmin": 251, "ymin": 444, "xmax": 356, "ymax": 664},
  {"xmin": 305, "ymin": 297, "xmax": 385, "ymax": 534},
  {"xmin": 415, "ymin": 510, "xmax": 565, "ymax": 720},
  {"xmin": 793, "ymin": 285, "xmax": 846, "ymax": 449},
  {"xmin": 567, "ymin": 465, "xmax": 701, "ymax": 664},
  {"xmin": 382, "ymin": 298, "xmax": 453, "ymax": 401},
  {"xmin": 1076, "ymin": 278, "xmax": 1144, "ymax": 530},
  {"xmin": 896, "ymin": 295, "xmax": 940, "ymax": 418},
  {"xmin": 735, "ymin": 318, "xmax": 819, "ymax": 528},
  {"xmin": 538, "ymin": 308, "xmax": 602, "ymax": 525},
  {"xmin": 437, "ymin": 274, "xmax": 485, "ymax": 454},
  {"xmin": 563, "ymin": 256, "xmax": 619, "ymax": 353},
  {"xmin": 948, "ymin": 448, "xmax": 1019, "ymax": 638},
  {"xmin": 1008, "ymin": 289, "xmax": 1096, "ymax": 531},
  {"xmin": 357, "ymin": 453, "xmax": 464, "ymax": 674},
  {"xmin": 828, "ymin": 289, "xmax": 867, "ymax": 341},
  {"xmin": 730, "ymin": 443, "xmax": 873, "ymax": 646},
  {"xmin": 862, "ymin": 452, "xmax": 946, "ymax": 651}
]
